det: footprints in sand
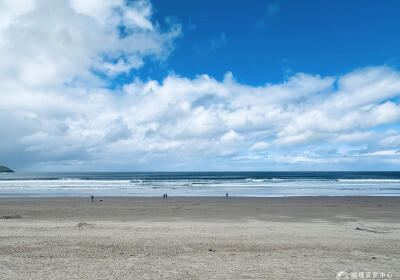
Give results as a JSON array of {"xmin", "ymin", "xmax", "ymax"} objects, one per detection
[
  {"xmin": 355, "ymin": 227, "xmax": 381, "ymax": 234},
  {"xmin": 351, "ymin": 221, "xmax": 394, "ymax": 234},
  {"xmin": 76, "ymin": 222, "xmax": 94, "ymax": 228},
  {"xmin": 0, "ymin": 215, "xmax": 22, "ymax": 219}
]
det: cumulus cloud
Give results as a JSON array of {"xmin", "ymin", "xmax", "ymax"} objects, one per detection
[
  {"xmin": 220, "ymin": 130, "xmax": 240, "ymax": 142},
  {"xmin": 0, "ymin": 0, "xmax": 180, "ymax": 89},
  {"xmin": 2, "ymin": 66, "xmax": 400, "ymax": 170},
  {"xmin": 3, "ymin": 64, "xmax": 400, "ymax": 170},
  {"xmin": 1, "ymin": 1, "xmax": 400, "ymax": 171}
]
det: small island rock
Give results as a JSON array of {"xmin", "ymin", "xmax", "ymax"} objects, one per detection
[{"xmin": 0, "ymin": 166, "xmax": 14, "ymax": 172}]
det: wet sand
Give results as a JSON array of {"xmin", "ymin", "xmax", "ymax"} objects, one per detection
[{"xmin": 0, "ymin": 196, "xmax": 399, "ymax": 279}]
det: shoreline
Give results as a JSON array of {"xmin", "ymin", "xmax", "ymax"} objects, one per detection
[{"xmin": 1, "ymin": 194, "xmax": 400, "ymax": 198}]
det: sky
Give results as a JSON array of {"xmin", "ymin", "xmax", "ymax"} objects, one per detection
[{"xmin": 1, "ymin": 0, "xmax": 400, "ymax": 171}]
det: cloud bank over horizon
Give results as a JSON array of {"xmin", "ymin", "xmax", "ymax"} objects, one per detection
[{"xmin": 1, "ymin": 0, "xmax": 400, "ymax": 171}]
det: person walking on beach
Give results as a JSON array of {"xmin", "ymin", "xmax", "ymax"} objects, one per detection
[
  {"xmin": 91, "ymin": 195, "xmax": 94, "ymax": 202},
  {"xmin": 226, "ymin": 192, "xmax": 229, "ymax": 199}
]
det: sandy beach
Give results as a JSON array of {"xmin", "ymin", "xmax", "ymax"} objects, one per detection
[{"xmin": 0, "ymin": 196, "xmax": 399, "ymax": 279}]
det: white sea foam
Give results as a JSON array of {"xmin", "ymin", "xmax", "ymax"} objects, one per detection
[
  {"xmin": 1, "ymin": 172, "xmax": 400, "ymax": 197},
  {"xmin": 338, "ymin": 179, "xmax": 400, "ymax": 182}
]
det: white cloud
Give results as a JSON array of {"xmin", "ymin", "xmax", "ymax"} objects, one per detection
[
  {"xmin": 273, "ymin": 67, "xmax": 400, "ymax": 146},
  {"xmin": 378, "ymin": 135, "xmax": 400, "ymax": 148},
  {"xmin": 333, "ymin": 131, "xmax": 376, "ymax": 144},
  {"xmin": 220, "ymin": 130, "xmax": 240, "ymax": 142},
  {"xmin": 219, "ymin": 149, "xmax": 237, "ymax": 157},
  {"xmin": 363, "ymin": 150, "xmax": 400, "ymax": 156},
  {"xmin": 249, "ymin": 142, "xmax": 270, "ymax": 151},
  {"xmin": 0, "ymin": 0, "xmax": 180, "ymax": 89},
  {"xmin": 0, "ymin": 0, "xmax": 35, "ymax": 47},
  {"xmin": 3, "ymin": 64, "xmax": 400, "ymax": 170},
  {"xmin": 277, "ymin": 155, "xmax": 325, "ymax": 164},
  {"xmin": 1, "ymin": 1, "xmax": 400, "ymax": 170},
  {"xmin": 2, "ymin": 63, "xmax": 400, "ymax": 170}
]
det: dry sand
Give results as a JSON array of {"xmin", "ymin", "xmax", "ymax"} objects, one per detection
[{"xmin": 0, "ymin": 196, "xmax": 399, "ymax": 279}]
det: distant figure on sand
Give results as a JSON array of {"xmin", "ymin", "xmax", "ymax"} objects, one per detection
[
  {"xmin": 91, "ymin": 195, "xmax": 94, "ymax": 202},
  {"xmin": 226, "ymin": 192, "xmax": 228, "ymax": 199},
  {"xmin": 163, "ymin": 193, "xmax": 168, "ymax": 198}
]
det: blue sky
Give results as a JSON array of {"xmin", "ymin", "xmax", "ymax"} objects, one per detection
[
  {"xmin": 1, "ymin": 0, "xmax": 400, "ymax": 171},
  {"xmin": 133, "ymin": 0, "xmax": 400, "ymax": 85}
]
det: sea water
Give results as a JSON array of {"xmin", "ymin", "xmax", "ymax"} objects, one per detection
[{"xmin": 0, "ymin": 171, "xmax": 400, "ymax": 197}]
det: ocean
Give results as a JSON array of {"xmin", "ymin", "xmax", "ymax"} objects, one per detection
[{"xmin": 0, "ymin": 171, "xmax": 400, "ymax": 197}]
